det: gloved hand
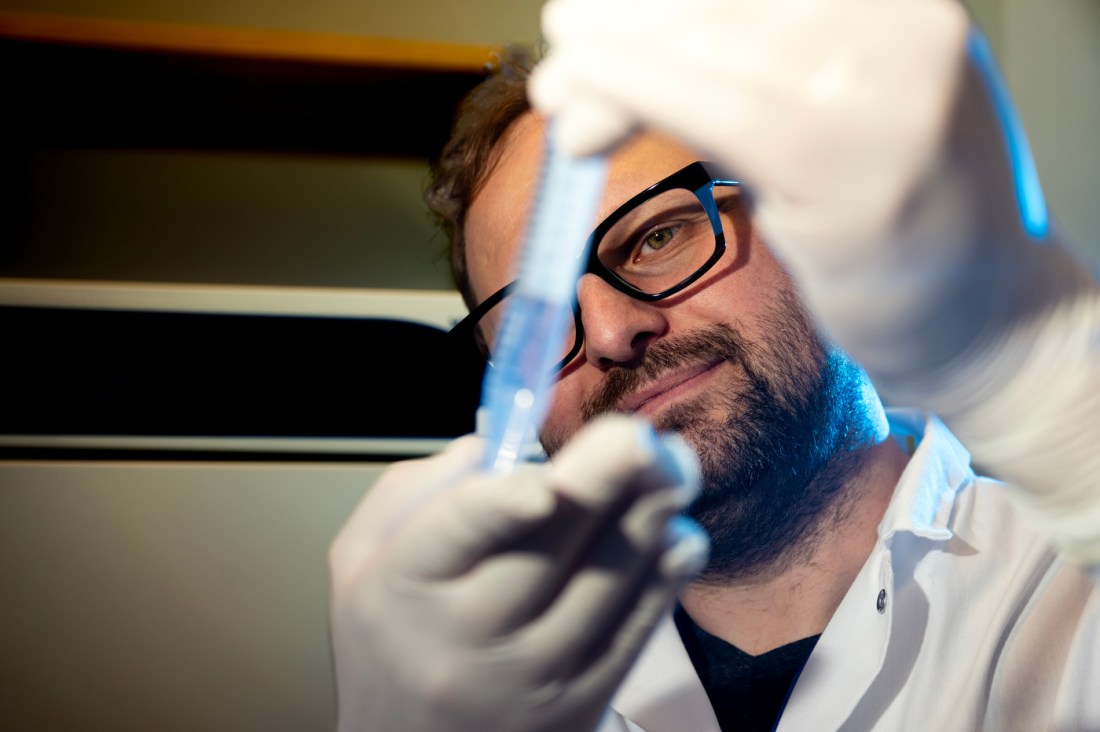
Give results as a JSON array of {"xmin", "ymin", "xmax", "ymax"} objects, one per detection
[
  {"xmin": 328, "ymin": 414, "xmax": 709, "ymax": 732},
  {"xmin": 530, "ymin": 0, "xmax": 993, "ymax": 369},
  {"xmin": 532, "ymin": 0, "xmax": 969, "ymax": 240},
  {"xmin": 530, "ymin": 0, "xmax": 1100, "ymax": 563}
]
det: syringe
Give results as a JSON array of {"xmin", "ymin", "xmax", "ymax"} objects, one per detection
[{"xmin": 479, "ymin": 126, "xmax": 607, "ymax": 474}]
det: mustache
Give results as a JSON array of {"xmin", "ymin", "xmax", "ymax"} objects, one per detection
[{"xmin": 580, "ymin": 323, "xmax": 750, "ymax": 421}]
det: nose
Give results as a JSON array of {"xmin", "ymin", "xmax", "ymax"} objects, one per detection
[{"xmin": 576, "ymin": 274, "xmax": 668, "ymax": 369}]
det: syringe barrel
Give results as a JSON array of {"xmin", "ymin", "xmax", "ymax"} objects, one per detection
[{"xmin": 480, "ymin": 294, "xmax": 572, "ymax": 473}]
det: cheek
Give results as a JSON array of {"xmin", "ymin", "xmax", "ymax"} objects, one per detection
[
  {"xmin": 689, "ymin": 243, "xmax": 795, "ymax": 323},
  {"xmin": 539, "ymin": 372, "xmax": 588, "ymax": 455}
]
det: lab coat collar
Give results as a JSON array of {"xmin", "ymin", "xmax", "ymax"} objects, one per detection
[
  {"xmin": 610, "ymin": 610, "xmax": 722, "ymax": 732},
  {"xmin": 879, "ymin": 408, "xmax": 976, "ymax": 546},
  {"xmin": 611, "ymin": 410, "xmax": 977, "ymax": 732},
  {"xmin": 777, "ymin": 409, "xmax": 979, "ymax": 730}
]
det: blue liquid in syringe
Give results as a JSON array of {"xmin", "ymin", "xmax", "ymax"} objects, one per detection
[
  {"xmin": 478, "ymin": 127, "xmax": 607, "ymax": 474},
  {"xmin": 480, "ymin": 296, "xmax": 573, "ymax": 473}
]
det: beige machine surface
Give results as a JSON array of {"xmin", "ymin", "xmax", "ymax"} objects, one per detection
[
  {"xmin": 1, "ymin": 279, "xmax": 469, "ymax": 730},
  {"xmin": 1, "ymin": 461, "xmax": 378, "ymax": 731}
]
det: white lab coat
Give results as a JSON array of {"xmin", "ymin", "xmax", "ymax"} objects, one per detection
[{"xmin": 599, "ymin": 410, "xmax": 1100, "ymax": 731}]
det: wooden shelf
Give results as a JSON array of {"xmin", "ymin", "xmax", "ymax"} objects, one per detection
[{"xmin": 1, "ymin": 12, "xmax": 499, "ymax": 157}]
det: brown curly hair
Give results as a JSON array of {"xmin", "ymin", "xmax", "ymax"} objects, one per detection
[{"xmin": 424, "ymin": 44, "xmax": 542, "ymax": 310}]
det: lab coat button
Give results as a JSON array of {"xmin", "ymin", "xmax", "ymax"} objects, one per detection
[{"xmin": 876, "ymin": 589, "xmax": 887, "ymax": 613}]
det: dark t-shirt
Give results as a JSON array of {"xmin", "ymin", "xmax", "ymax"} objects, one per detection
[{"xmin": 674, "ymin": 604, "xmax": 820, "ymax": 732}]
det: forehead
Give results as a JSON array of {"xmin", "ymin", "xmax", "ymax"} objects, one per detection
[{"xmin": 464, "ymin": 113, "xmax": 702, "ymax": 302}]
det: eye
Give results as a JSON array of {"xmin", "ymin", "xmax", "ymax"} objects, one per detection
[
  {"xmin": 595, "ymin": 192, "xmax": 706, "ymax": 274},
  {"xmin": 641, "ymin": 226, "xmax": 676, "ymax": 254},
  {"xmin": 635, "ymin": 223, "xmax": 684, "ymax": 261}
]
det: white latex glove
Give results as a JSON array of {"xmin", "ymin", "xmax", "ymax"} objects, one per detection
[
  {"xmin": 532, "ymin": 0, "xmax": 969, "ymax": 238},
  {"xmin": 531, "ymin": 0, "xmax": 1100, "ymax": 562},
  {"xmin": 531, "ymin": 0, "xmax": 977, "ymax": 398},
  {"xmin": 328, "ymin": 414, "xmax": 709, "ymax": 732}
]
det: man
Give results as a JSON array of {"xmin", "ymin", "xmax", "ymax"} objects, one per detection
[
  {"xmin": 329, "ymin": 3, "xmax": 1099, "ymax": 730},
  {"xmin": 436, "ymin": 64, "xmax": 913, "ymax": 725},
  {"xmin": 528, "ymin": 0, "xmax": 1100, "ymax": 547}
]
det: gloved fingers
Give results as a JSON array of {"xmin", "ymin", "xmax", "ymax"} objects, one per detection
[
  {"xmin": 515, "ymin": 515, "xmax": 709, "ymax": 699},
  {"xmin": 485, "ymin": 417, "xmax": 698, "ymax": 628},
  {"xmin": 517, "ymin": 487, "xmax": 705, "ymax": 681},
  {"xmin": 386, "ymin": 466, "xmax": 559, "ymax": 582},
  {"xmin": 574, "ymin": 517, "xmax": 710, "ymax": 693},
  {"xmin": 548, "ymin": 415, "xmax": 699, "ymax": 508},
  {"xmin": 550, "ymin": 94, "xmax": 637, "ymax": 164},
  {"xmin": 528, "ymin": 512, "xmax": 708, "ymax": 686},
  {"xmin": 328, "ymin": 434, "xmax": 486, "ymax": 585},
  {"xmin": 530, "ymin": 34, "xmax": 762, "ymax": 165},
  {"xmin": 533, "ymin": 0, "xmax": 968, "ymax": 196},
  {"xmin": 441, "ymin": 416, "xmax": 701, "ymax": 638},
  {"xmin": 532, "ymin": 0, "xmax": 790, "ymax": 162}
]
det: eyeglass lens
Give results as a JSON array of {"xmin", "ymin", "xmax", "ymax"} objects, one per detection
[
  {"xmin": 595, "ymin": 187, "xmax": 721, "ymax": 294},
  {"xmin": 473, "ymin": 184, "xmax": 737, "ymax": 368}
]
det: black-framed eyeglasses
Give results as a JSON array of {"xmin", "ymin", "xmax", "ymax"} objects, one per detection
[{"xmin": 449, "ymin": 161, "xmax": 742, "ymax": 373}]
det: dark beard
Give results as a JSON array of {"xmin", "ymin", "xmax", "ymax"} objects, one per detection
[{"xmin": 570, "ymin": 294, "xmax": 879, "ymax": 582}]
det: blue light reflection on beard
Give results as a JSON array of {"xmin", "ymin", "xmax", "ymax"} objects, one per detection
[{"xmin": 578, "ymin": 296, "xmax": 881, "ymax": 582}]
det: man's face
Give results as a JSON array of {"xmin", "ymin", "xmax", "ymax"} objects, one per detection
[
  {"xmin": 465, "ymin": 114, "xmax": 813, "ymax": 456},
  {"xmin": 464, "ymin": 113, "xmax": 881, "ymax": 578}
]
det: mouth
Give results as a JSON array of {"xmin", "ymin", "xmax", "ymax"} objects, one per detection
[{"xmin": 620, "ymin": 358, "xmax": 726, "ymax": 417}]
